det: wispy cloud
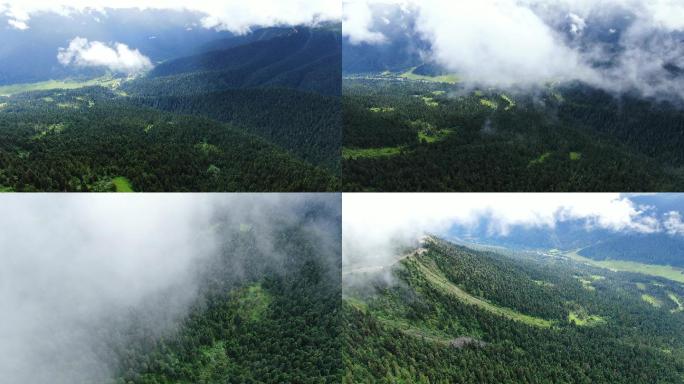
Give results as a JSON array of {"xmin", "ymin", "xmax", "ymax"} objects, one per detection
[
  {"xmin": 7, "ymin": 18, "xmax": 28, "ymax": 29},
  {"xmin": 57, "ymin": 37, "xmax": 153, "ymax": 73},
  {"xmin": 0, "ymin": 0, "xmax": 341, "ymax": 33},
  {"xmin": 344, "ymin": 0, "xmax": 684, "ymax": 100},
  {"xmin": 343, "ymin": 193, "xmax": 667, "ymax": 268}
]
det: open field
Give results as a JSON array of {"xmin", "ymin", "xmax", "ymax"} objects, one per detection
[
  {"xmin": 568, "ymin": 310, "xmax": 606, "ymax": 326},
  {"xmin": 565, "ymin": 250, "xmax": 684, "ymax": 284},
  {"xmin": 112, "ymin": 177, "xmax": 134, "ymax": 192},
  {"xmin": 343, "ymin": 146, "xmax": 403, "ymax": 160},
  {"xmin": 641, "ymin": 294, "xmax": 663, "ymax": 308},
  {"xmin": 0, "ymin": 76, "xmax": 122, "ymax": 96},
  {"xmin": 400, "ymin": 67, "xmax": 460, "ymax": 84},
  {"xmin": 668, "ymin": 293, "xmax": 683, "ymax": 313}
]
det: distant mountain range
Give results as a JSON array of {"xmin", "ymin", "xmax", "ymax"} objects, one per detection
[
  {"xmin": 448, "ymin": 194, "xmax": 684, "ymax": 268},
  {"xmin": 146, "ymin": 26, "xmax": 341, "ymax": 95}
]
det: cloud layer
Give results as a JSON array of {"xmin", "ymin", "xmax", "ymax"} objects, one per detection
[
  {"xmin": 0, "ymin": 193, "xmax": 338, "ymax": 384},
  {"xmin": 0, "ymin": 195, "xmax": 218, "ymax": 384},
  {"xmin": 1, "ymin": 0, "xmax": 340, "ymax": 33},
  {"xmin": 343, "ymin": 193, "xmax": 667, "ymax": 269},
  {"xmin": 57, "ymin": 37, "xmax": 153, "ymax": 73},
  {"xmin": 344, "ymin": 0, "xmax": 684, "ymax": 100}
]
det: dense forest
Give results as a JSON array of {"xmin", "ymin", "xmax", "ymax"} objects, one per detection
[
  {"xmin": 139, "ymin": 26, "xmax": 341, "ymax": 96},
  {"xmin": 344, "ymin": 237, "xmax": 684, "ymax": 383},
  {"xmin": 342, "ymin": 77, "xmax": 684, "ymax": 191},
  {"xmin": 131, "ymin": 88, "xmax": 340, "ymax": 172},
  {"xmin": 106, "ymin": 199, "xmax": 342, "ymax": 383},
  {"xmin": 0, "ymin": 88, "xmax": 336, "ymax": 192},
  {"xmin": 0, "ymin": 26, "xmax": 341, "ymax": 192}
]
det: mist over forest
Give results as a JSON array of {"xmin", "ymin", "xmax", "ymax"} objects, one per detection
[{"xmin": 0, "ymin": 194, "xmax": 341, "ymax": 384}]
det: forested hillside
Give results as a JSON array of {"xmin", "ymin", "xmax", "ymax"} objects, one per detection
[
  {"xmin": 342, "ymin": 77, "xmax": 684, "ymax": 191},
  {"xmin": 120, "ymin": 26, "xmax": 341, "ymax": 173},
  {"xmin": 0, "ymin": 25, "xmax": 342, "ymax": 191},
  {"xmin": 108, "ymin": 198, "xmax": 342, "ymax": 383},
  {"xmin": 343, "ymin": 237, "xmax": 684, "ymax": 383},
  {"xmin": 131, "ymin": 88, "xmax": 341, "ymax": 172},
  {"xmin": 138, "ymin": 27, "xmax": 341, "ymax": 96},
  {"xmin": 0, "ymin": 88, "xmax": 336, "ymax": 192}
]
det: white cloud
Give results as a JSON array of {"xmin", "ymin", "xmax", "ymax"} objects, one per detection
[
  {"xmin": 343, "ymin": 193, "xmax": 661, "ymax": 269},
  {"xmin": 343, "ymin": 1, "xmax": 386, "ymax": 44},
  {"xmin": 344, "ymin": 0, "xmax": 684, "ymax": 99},
  {"xmin": 664, "ymin": 211, "xmax": 684, "ymax": 235},
  {"xmin": 568, "ymin": 12, "xmax": 587, "ymax": 36},
  {"xmin": 57, "ymin": 37, "xmax": 153, "ymax": 73},
  {"xmin": 7, "ymin": 18, "xmax": 27, "ymax": 29},
  {"xmin": 0, "ymin": 194, "xmax": 219, "ymax": 384},
  {"xmin": 0, "ymin": 193, "xmax": 333, "ymax": 384},
  {"xmin": 413, "ymin": 0, "xmax": 598, "ymax": 87},
  {"xmin": 0, "ymin": 0, "xmax": 341, "ymax": 33}
]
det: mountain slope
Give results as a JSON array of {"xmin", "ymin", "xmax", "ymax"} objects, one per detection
[
  {"xmin": 0, "ymin": 87, "xmax": 337, "ymax": 192},
  {"xmin": 140, "ymin": 27, "xmax": 342, "ymax": 96},
  {"xmin": 343, "ymin": 237, "xmax": 684, "ymax": 383},
  {"xmin": 445, "ymin": 194, "xmax": 684, "ymax": 269},
  {"xmin": 130, "ymin": 88, "xmax": 341, "ymax": 173},
  {"xmin": 105, "ymin": 197, "xmax": 342, "ymax": 383},
  {"xmin": 342, "ymin": 79, "xmax": 684, "ymax": 192}
]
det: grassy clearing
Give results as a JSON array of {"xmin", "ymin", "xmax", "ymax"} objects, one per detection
[
  {"xmin": 432, "ymin": 90, "xmax": 446, "ymax": 96},
  {"xmin": 57, "ymin": 102, "xmax": 79, "ymax": 109},
  {"xmin": 551, "ymin": 91, "xmax": 564, "ymax": 103},
  {"xmin": 344, "ymin": 296, "xmax": 369, "ymax": 312},
  {"xmin": 501, "ymin": 94, "xmax": 516, "ymax": 110},
  {"xmin": 345, "ymin": 296, "xmax": 473, "ymax": 347},
  {"xmin": 32, "ymin": 123, "xmax": 66, "ymax": 139},
  {"xmin": 569, "ymin": 152, "xmax": 582, "ymax": 161},
  {"xmin": 232, "ymin": 283, "xmax": 271, "ymax": 322},
  {"xmin": 479, "ymin": 99, "xmax": 498, "ymax": 109},
  {"xmin": 411, "ymin": 257, "xmax": 554, "ymax": 328},
  {"xmin": 568, "ymin": 310, "xmax": 606, "ymax": 326},
  {"xmin": 400, "ymin": 67, "xmax": 459, "ymax": 84},
  {"xmin": 421, "ymin": 96, "xmax": 439, "ymax": 107},
  {"xmin": 529, "ymin": 152, "xmax": 552, "ymax": 166},
  {"xmin": 667, "ymin": 292, "xmax": 683, "ymax": 313},
  {"xmin": 418, "ymin": 129, "xmax": 452, "ymax": 143},
  {"xmin": 533, "ymin": 280, "xmax": 555, "ymax": 287},
  {"xmin": 576, "ymin": 277, "xmax": 596, "ymax": 291},
  {"xmin": 0, "ymin": 76, "xmax": 121, "ymax": 96},
  {"xmin": 369, "ymin": 107, "xmax": 395, "ymax": 113},
  {"xmin": 112, "ymin": 177, "xmax": 134, "ymax": 192},
  {"xmin": 636, "ymin": 282, "xmax": 647, "ymax": 290},
  {"xmin": 641, "ymin": 294, "xmax": 663, "ymax": 308},
  {"xmin": 565, "ymin": 250, "xmax": 684, "ymax": 284},
  {"xmin": 197, "ymin": 341, "xmax": 232, "ymax": 383},
  {"xmin": 343, "ymin": 146, "xmax": 403, "ymax": 160},
  {"xmin": 375, "ymin": 315, "xmax": 456, "ymax": 345},
  {"xmin": 574, "ymin": 275, "xmax": 604, "ymax": 291},
  {"xmin": 195, "ymin": 141, "xmax": 221, "ymax": 156}
]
